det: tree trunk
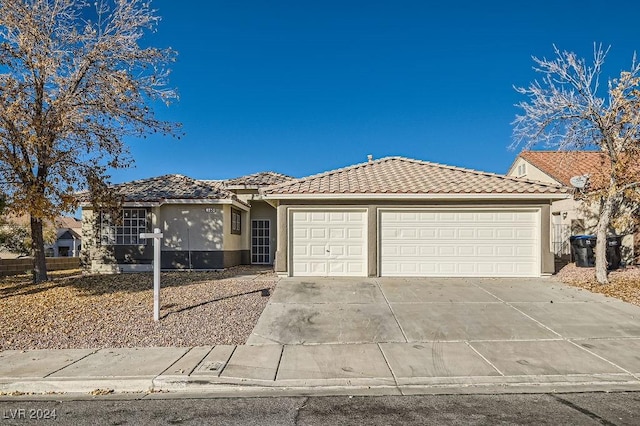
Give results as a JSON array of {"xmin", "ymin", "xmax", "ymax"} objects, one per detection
[
  {"xmin": 594, "ymin": 196, "xmax": 614, "ymax": 285},
  {"xmin": 30, "ymin": 216, "xmax": 49, "ymax": 283}
]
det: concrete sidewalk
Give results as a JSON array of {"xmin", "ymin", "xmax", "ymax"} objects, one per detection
[
  {"xmin": 2, "ymin": 339, "xmax": 640, "ymax": 397},
  {"xmin": 3, "ymin": 277, "xmax": 640, "ymax": 397}
]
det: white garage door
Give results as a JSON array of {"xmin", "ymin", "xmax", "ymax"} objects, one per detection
[
  {"xmin": 291, "ymin": 210, "xmax": 367, "ymax": 277},
  {"xmin": 380, "ymin": 210, "xmax": 539, "ymax": 277}
]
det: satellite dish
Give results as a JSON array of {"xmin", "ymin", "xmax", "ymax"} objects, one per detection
[{"xmin": 569, "ymin": 174, "xmax": 589, "ymax": 189}]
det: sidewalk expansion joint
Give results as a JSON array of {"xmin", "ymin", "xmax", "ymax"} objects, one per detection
[
  {"xmin": 566, "ymin": 339, "xmax": 640, "ymax": 381},
  {"xmin": 42, "ymin": 349, "xmax": 99, "ymax": 378},
  {"xmin": 465, "ymin": 341, "xmax": 504, "ymax": 376},
  {"xmin": 273, "ymin": 345, "xmax": 285, "ymax": 382},
  {"xmin": 373, "ymin": 278, "xmax": 409, "ymax": 343},
  {"xmin": 377, "ymin": 342, "xmax": 400, "ymax": 388}
]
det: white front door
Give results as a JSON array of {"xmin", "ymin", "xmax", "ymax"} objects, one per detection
[
  {"xmin": 290, "ymin": 209, "xmax": 367, "ymax": 277},
  {"xmin": 379, "ymin": 209, "xmax": 540, "ymax": 277}
]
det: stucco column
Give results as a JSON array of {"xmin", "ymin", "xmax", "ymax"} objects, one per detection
[
  {"xmin": 541, "ymin": 203, "xmax": 554, "ymax": 274},
  {"xmin": 367, "ymin": 205, "xmax": 377, "ymax": 277},
  {"xmin": 274, "ymin": 204, "xmax": 288, "ymax": 274}
]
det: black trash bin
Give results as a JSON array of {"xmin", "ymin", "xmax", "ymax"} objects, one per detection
[
  {"xmin": 570, "ymin": 235, "xmax": 623, "ymax": 269},
  {"xmin": 606, "ymin": 235, "xmax": 623, "ymax": 270},
  {"xmin": 570, "ymin": 235, "xmax": 596, "ymax": 267}
]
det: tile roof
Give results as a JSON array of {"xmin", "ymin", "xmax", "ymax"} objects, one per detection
[
  {"xmin": 107, "ymin": 174, "xmax": 246, "ymax": 204},
  {"xmin": 224, "ymin": 171, "xmax": 294, "ymax": 187},
  {"xmin": 5, "ymin": 214, "xmax": 81, "ymax": 230},
  {"xmin": 262, "ymin": 156, "xmax": 570, "ymax": 197},
  {"xmin": 58, "ymin": 229, "xmax": 81, "ymax": 240},
  {"xmin": 55, "ymin": 216, "xmax": 82, "ymax": 230},
  {"xmin": 517, "ymin": 150, "xmax": 610, "ymax": 187}
]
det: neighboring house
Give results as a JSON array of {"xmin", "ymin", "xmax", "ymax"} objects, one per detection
[
  {"xmin": 80, "ymin": 172, "xmax": 292, "ymax": 273},
  {"xmin": 260, "ymin": 156, "xmax": 569, "ymax": 278},
  {"xmin": 0, "ymin": 214, "xmax": 81, "ymax": 258},
  {"xmin": 82, "ymin": 157, "xmax": 569, "ymax": 277},
  {"xmin": 507, "ymin": 150, "xmax": 637, "ymax": 263},
  {"xmin": 49, "ymin": 217, "xmax": 82, "ymax": 257}
]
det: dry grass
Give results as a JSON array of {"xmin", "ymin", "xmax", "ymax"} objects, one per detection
[
  {"xmin": 554, "ymin": 263, "xmax": 640, "ymax": 306},
  {"xmin": 0, "ymin": 266, "xmax": 278, "ymax": 350}
]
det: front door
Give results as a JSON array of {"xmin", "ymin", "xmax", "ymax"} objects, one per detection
[{"xmin": 251, "ymin": 219, "xmax": 271, "ymax": 264}]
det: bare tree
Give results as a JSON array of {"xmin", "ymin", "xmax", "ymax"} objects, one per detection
[
  {"xmin": 513, "ymin": 44, "xmax": 640, "ymax": 284},
  {"xmin": 0, "ymin": 0, "xmax": 179, "ymax": 282}
]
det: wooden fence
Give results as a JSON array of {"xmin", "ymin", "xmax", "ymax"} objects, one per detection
[{"xmin": 0, "ymin": 257, "xmax": 81, "ymax": 277}]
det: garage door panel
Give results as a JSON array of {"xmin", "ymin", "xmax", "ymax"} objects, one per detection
[
  {"xmin": 439, "ymin": 229, "xmax": 456, "ymax": 238},
  {"xmin": 517, "ymin": 246, "xmax": 534, "ymax": 256},
  {"xmin": 310, "ymin": 228, "xmax": 327, "ymax": 239},
  {"xmin": 476, "ymin": 229, "xmax": 494, "ymax": 238},
  {"xmin": 419, "ymin": 229, "xmax": 436, "ymax": 238},
  {"xmin": 459, "ymin": 246, "xmax": 474, "ymax": 256},
  {"xmin": 310, "ymin": 212, "xmax": 325, "ymax": 221},
  {"xmin": 348, "ymin": 228, "xmax": 363, "ymax": 239},
  {"xmin": 347, "ymin": 245, "xmax": 363, "ymax": 256},
  {"xmin": 291, "ymin": 210, "xmax": 367, "ymax": 277},
  {"xmin": 293, "ymin": 228, "xmax": 308, "ymax": 238},
  {"xmin": 516, "ymin": 229, "xmax": 535, "ymax": 238},
  {"xmin": 419, "ymin": 246, "xmax": 436, "ymax": 256},
  {"xmin": 328, "ymin": 245, "xmax": 344, "ymax": 256},
  {"xmin": 380, "ymin": 210, "xmax": 539, "ymax": 277},
  {"xmin": 329, "ymin": 228, "xmax": 345, "ymax": 239},
  {"xmin": 458, "ymin": 229, "xmax": 475, "ymax": 238},
  {"xmin": 496, "ymin": 229, "xmax": 515, "ymax": 239},
  {"xmin": 309, "ymin": 261, "xmax": 327, "ymax": 274}
]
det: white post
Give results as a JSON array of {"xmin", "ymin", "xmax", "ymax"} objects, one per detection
[{"xmin": 141, "ymin": 228, "xmax": 163, "ymax": 321}]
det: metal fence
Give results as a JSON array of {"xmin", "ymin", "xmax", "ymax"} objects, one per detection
[{"xmin": 552, "ymin": 224, "xmax": 571, "ymax": 257}]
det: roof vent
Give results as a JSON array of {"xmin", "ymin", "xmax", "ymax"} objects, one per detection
[{"xmin": 367, "ymin": 154, "xmax": 373, "ymax": 163}]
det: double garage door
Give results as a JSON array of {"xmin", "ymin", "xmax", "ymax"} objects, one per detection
[{"xmin": 291, "ymin": 208, "xmax": 540, "ymax": 277}]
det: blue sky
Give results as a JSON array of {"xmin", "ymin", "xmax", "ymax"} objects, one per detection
[{"xmin": 115, "ymin": 0, "xmax": 640, "ymax": 183}]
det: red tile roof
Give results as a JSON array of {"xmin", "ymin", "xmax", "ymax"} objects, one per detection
[
  {"xmin": 262, "ymin": 156, "xmax": 569, "ymax": 198},
  {"xmin": 517, "ymin": 151, "xmax": 610, "ymax": 187}
]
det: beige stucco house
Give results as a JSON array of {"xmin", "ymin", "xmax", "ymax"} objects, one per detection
[
  {"xmin": 81, "ymin": 172, "xmax": 291, "ymax": 273},
  {"xmin": 507, "ymin": 150, "xmax": 636, "ymax": 264},
  {"xmin": 261, "ymin": 156, "xmax": 569, "ymax": 277},
  {"xmin": 82, "ymin": 156, "xmax": 570, "ymax": 277}
]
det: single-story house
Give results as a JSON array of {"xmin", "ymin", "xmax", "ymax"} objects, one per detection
[
  {"xmin": 49, "ymin": 217, "xmax": 82, "ymax": 257},
  {"xmin": 507, "ymin": 150, "xmax": 637, "ymax": 263},
  {"xmin": 0, "ymin": 215, "xmax": 81, "ymax": 258},
  {"xmin": 81, "ymin": 172, "xmax": 292, "ymax": 273},
  {"xmin": 82, "ymin": 156, "xmax": 569, "ymax": 277}
]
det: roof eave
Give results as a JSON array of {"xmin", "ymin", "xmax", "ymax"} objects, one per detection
[
  {"xmin": 81, "ymin": 198, "xmax": 251, "ymax": 210},
  {"xmin": 224, "ymin": 184, "xmax": 261, "ymax": 190},
  {"xmin": 262, "ymin": 193, "xmax": 571, "ymax": 201}
]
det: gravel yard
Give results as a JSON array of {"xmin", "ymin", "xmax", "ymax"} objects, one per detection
[
  {"xmin": 3, "ymin": 262, "xmax": 639, "ymax": 351},
  {"xmin": 0, "ymin": 266, "xmax": 277, "ymax": 351},
  {"xmin": 554, "ymin": 263, "xmax": 640, "ymax": 306}
]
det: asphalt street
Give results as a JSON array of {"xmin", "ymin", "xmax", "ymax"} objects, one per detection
[{"xmin": 1, "ymin": 392, "xmax": 639, "ymax": 425}]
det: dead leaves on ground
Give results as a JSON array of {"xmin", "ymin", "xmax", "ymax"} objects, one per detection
[{"xmin": 556, "ymin": 263, "xmax": 640, "ymax": 306}]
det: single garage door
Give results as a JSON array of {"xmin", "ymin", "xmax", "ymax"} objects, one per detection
[
  {"xmin": 380, "ymin": 210, "xmax": 539, "ymax": 277},
  {"xmin": 291, "ymin": 209, "xmax": 367, "ymax": 276}
]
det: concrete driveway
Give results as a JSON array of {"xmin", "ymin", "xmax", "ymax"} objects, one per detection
[
  {"xmin": 247, "ymin": 277, "xmax": 640, "ymax": 381},
  {"xmin": 248, "ymin": 277, "xmax": 640, "ymax": 345}
]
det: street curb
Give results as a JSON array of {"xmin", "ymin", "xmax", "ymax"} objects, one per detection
[{"xmin": 3, "ymin": 375, "xmax": 640, "ymax": 397}]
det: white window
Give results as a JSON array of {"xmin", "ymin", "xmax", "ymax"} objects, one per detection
[
  {"xmin": 518, "ymin": 163, "xmax": 527, "ymax": 176},
  {"xmin": 101, "ymin": 208, "xmax": 148, "ymax": 245}
]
